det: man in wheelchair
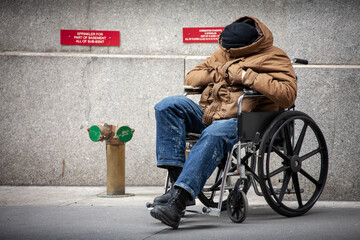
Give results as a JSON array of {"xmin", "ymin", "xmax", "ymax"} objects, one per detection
[{"xmin": 150, "ymin": 16, "xmax": 297, "ymax": 229}]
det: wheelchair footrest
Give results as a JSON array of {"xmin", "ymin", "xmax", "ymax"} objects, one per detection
[
  {"xmin": 146, "ymin": 202, "xmax": 154, "ymax": 210},
  {"xmin": 202, "ymin": 207, "xmax": 221, "ymax": 217}
]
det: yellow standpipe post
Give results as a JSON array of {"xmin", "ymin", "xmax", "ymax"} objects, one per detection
[
  {"xmin": 106, "ymin": 142, "xmax": 125, "ymax": 195},
  {"xmin": 88, "ymin": 123, "xmax": 134, "ymax": 197}
]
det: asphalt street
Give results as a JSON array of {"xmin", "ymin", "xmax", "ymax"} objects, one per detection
[{"xmin": 0, "ymin": 186, "xmax": 359, "ymax": 240}]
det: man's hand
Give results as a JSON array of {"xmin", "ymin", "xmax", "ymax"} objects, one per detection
[
  {"xmin": 228, "ymin": 64, "xmax": 246, "ymax": 85},
  {"xmin": 227, "ymin": 64, "xmax": 256, "ymax": 87}
]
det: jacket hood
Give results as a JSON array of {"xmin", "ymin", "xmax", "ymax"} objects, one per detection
[{"xmin": 219, "ymin": 16, "xmax": 274, "ymax": 57}]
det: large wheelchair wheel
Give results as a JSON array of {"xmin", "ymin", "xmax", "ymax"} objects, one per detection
[
  {"xmin": 258, "ymin": 111, "xmax": 328, "ymax": 217},
  {"xmin": 198, "ymin": 149, "xmax": 256, "ymax": 210}
]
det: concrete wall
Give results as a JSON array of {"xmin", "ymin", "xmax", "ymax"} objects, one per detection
[{"xmin": 0, "ymin": 0, "xmax": 359, "ymax": 200}]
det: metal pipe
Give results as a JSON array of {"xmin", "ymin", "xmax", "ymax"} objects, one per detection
[{"xmin": 106, "ymin": 143, "xmax": 126, "ymax": 195}]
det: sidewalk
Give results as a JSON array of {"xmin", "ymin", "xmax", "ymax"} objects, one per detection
[{"xmin": 1, "ymin": 186, "xmax": 359, "ymax": 239}]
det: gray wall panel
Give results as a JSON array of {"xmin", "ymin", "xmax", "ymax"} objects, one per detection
[
  {"xmin": 294, "ymin": 67, "xmax": 360, "ymax": 200},
  {"xmin": 1, "ymin": 0, "xmax": 359, "ymax": 63},
  {"xmin": 0, "ymin": 55, "xmax": 184, "ymax": 186}
]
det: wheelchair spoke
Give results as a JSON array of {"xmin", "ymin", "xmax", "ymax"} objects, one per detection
[
  {"xmin": 269, "ymin": 165, "xmax": 289, "ymax": 178},
  {"xmin": 279, "ymin": 170, "xmax": 292, "ymax": 201},
  {"xmin": 272, "ymin": 146, "xmax": 291, "ymax": 162},
  {"xmin": 232, "ymin": 209, "xmax": 239, "ymax": 219},
  {"xmin": 300, "ymin": 148, "xmax": 322, "ymax": 162},
  {"xmin": 292, "ymin": 173, "xmax": 303, "ymax": 208},
  {"xmin": 283, "ymin": 124, "xmax": 294, "ymax": 156},
  {"xmin": 294, "ymin": 123, "xmax": 308, "ymax": 155},
  {"xmin": 299, "ymin": 169, "xmax": 320, "ymax": 186}
]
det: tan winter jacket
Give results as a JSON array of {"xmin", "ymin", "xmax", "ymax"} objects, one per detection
[{"xmin": 185, "ymin": 16, "xmax": 297, "ymax": 125}]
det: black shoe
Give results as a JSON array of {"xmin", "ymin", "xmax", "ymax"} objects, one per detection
[
  {"xmin": 153, "ymin": 187, "xmax": 175, "ymax": 206},
  {"xmin": 153, "ymin": 187, "xmax": 195, "ymax": 207},
  {"xmin": 150, "ymin": 187, "xmax": 191, "ymax": 229}
]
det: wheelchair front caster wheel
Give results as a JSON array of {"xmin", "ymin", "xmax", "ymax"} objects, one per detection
[{"xmin": 226, "ymin": 190, "xmax": 248, "ymax": 223}]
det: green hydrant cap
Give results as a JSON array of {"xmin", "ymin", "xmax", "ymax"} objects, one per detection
[
  {"xmin": 88, "ymin": 125, "xmax": 102, "ymax": 142},
  {"xmin": 117, "ymin": 126, "xmax": 133, "ymax": 142}
]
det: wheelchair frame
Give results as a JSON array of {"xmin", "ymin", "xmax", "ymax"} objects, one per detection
[{"xmin": 158, "ymin": 58, "xmax": 328, "ymax": 223}]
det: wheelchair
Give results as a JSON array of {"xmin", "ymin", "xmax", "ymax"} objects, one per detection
[{"xmin": 149, "ymin": 58, "xmax": 328, "ymax": 223}]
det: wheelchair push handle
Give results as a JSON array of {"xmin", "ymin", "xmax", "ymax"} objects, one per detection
[
  {"xmin": 183, "ymin": 85, "xmax": 205, "ymax": 95},
  {"xmin": 292, "ymin": 58, "xmax": 308, "ymax": 64}
]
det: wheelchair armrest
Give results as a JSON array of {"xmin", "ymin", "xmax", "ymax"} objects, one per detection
[
  {"xmin": 237, "ymin": 88, "xmax": 264, "ymax": 115},
  {"xmin": 184, "ymin": 85, "xmax": 205, "ymax": 95},
  {"xmin": 243, "ymin": 88, "xmax": 263, "ymax": 97}
]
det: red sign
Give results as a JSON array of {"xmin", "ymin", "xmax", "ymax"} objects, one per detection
[
  {"xmin": 183, "ymin": 27, "xmax": 225, "ymax": 43},
  {"xmin": 60, "ymin": 30, "xmax": 120, "ymax": 46}
]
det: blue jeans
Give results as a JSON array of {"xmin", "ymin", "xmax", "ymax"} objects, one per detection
[{"xmin": 155, "ymin": 95, "xmax": 238, "ymax": 199}]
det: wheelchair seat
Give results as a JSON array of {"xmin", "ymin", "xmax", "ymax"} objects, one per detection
[{"xmin": 238, "ymin": 111, "xmax": 283, "ymax": 141}]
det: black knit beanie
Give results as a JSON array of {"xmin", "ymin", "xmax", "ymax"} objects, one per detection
[{"xmin": 221, "ymin": 22, "xmax": 258, "ymax": 49}]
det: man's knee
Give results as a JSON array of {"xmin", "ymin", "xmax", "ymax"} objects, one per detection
[
  {"xmin": 155, "ymin": 95, "xmax": 189, "ymax": 111},
  {"xmin": 154, "ymin": 95, "xmax": 188, "ymax": 112}
]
